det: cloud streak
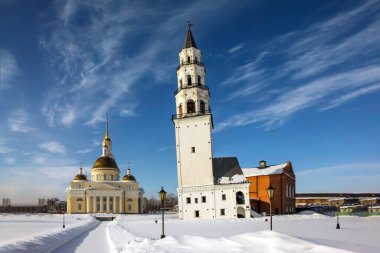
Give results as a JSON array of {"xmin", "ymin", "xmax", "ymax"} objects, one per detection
[
  {"xmin": 218, "ymin": 1, "xmax": 380, "ymax": 131},
  {"xmin": 39, "ymin": 141, "xmax": 66, "ymax": 154},
  {"xmin": 0, "ymin": 49, "xmax": 20, "ymax": 90},
  {"xmin": 8, "ymin": 109, "xmax": 36, "ymax": 133}
]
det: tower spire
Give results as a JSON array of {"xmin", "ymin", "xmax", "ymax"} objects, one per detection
[
  {"xmin": 183, "ymin": 21, "xmax": 197, "ymax": 49},
  {"xmin": 105, "ymin": 114, "xmax": 109, "ymax": 139}
]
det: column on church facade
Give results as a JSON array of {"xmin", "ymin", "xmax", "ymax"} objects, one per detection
[
  {"xmin": 119, "ymin": 194, "xmax": 123, "ymax": 213},
  {"xmin": 93, "ymin": 196, "xmax": 96, "ymax": 213},
  {"xmin": 100, "ymin": 195, "xmax": 103, "ymax": 213},
  {"xmin": 106, "ymin": 196, "xmax": 110, "ymax": 213},
  {"xmin": 113, "ymin": 195, "xmax": 116, "ymax": 213},
  {"xmin": 86, "ymin": 195, "xmax": 90, "ymax": 213}
]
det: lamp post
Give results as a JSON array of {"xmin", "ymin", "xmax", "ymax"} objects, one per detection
[
  {"xmin": 159, "ymin": 186, "xmax": 167, "ymax": 239},
  {"xmin": 336, "ymin": 207, "xmax": 340, "ymax": 229},
  {"xmin": 266, "ymin": 185, "xmax": 274, "ymax": 231},
  {"xmin": 63, "ymin": 212, "xmax": 65, "ymax": 228}
]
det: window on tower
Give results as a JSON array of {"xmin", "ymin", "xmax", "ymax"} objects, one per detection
[
  {"xmin": 191, "ymin": 147, "xmax": 195, "ymax": 153},
  {"xmin": 186, "ymin": 197, "xmax": 191, "ymax": 204},
  {"xmin": 187, "ymin": 75, "xmax": 192, "ymax": 85},
  {"xmin": 200, "ymin": 101, "xmax": 206, "ymax": 114},
  {"xmin": 187, "ymin": 56, "xmax": 191, "ymax": 63},
  {"xmin": 178, "ymin": 104, "xmax": 183, "ymax": 116},
  {"xmin": 197, "ymin": 75, "xmax": 201, "ymax": 85},
  {"xmin": 187, "ymin": 100, "xmax": 195, "ymax": 113}
]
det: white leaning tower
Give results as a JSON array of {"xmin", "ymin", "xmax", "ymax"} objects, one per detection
[{"xmin": 172, "ymin": 24, "xmax": 250, "ymax": 220}]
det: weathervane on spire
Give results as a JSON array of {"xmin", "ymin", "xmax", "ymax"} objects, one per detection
[{"xmin": 187, "ymin": 20, "xmax": 193, "ymax": 30}]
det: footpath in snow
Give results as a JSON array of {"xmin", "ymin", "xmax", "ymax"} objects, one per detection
[{"xmin": 52, "ymin": 222, "xmax": 109, "ymax": 253}]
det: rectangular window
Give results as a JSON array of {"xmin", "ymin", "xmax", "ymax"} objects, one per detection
[
  {"xmin": 187, "ymin": 56, "xmax": 191, "ymax": 63},
  {"xmin": 78, "ymin": 204, "xmax": 82, "ymax": 210},
  {"xmin": 222, "ymin": 194, "xmax": 226, "ymax": 200},
  {"xmin": 191, "ymin": 147, "xmax": 195, "ymax": 153},
  {"xmin": 195, "ymin": 198, "xmax": 198, "ymax": 203},
  {"xmin": 195, "ymin": 210, "xmax": 199, "ymax": 218},
  {"xmin": 220, "ymin": 209, "xmax": 225, "ymax": 216},
  {"xmin": 202, "ymin": 196, "xmax": 206, "ymax": 203},
  {"xmin": 103, "ymin": 204, "xmax": 106, "ymax": 210},
  {"xmin": 104, "ymin": 174, "xmax": 106, "ymax": 180},
  {"xmin": 128, "ymin": 204, "xmax": 132, "ymax": 211},
  {"xmin": 97, "ymin": 204, "xmax": 100, "ymax": 211},
  {"xmin": 186, "ymin": 197, "xmax": 191, "ymax": 204}
]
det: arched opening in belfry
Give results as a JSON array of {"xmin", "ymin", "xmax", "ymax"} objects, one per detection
[
  {"xmin": 178, "ymin": 104, "xmax": 183, "ymax": 115},
  {"xmin": 200, "ymin": 100, "xmax": 206, "ymax": 114},
  {"xmin": 187, "ymin": 75, "xmax": 192, "ymax": 85},
  {"xmin": 187, "ymin": 100, "xmax": 195, "ymax": 113},
  {"xmin": 236, "ymin": 191, "xmax": 245, "ymax": 205},
  {"xmin": 197, "ymin": 75, "xmax": 201, "ymax": 85}
]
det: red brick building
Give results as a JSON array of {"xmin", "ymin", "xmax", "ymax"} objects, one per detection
[{"xmin": 243, "ymin": 161, "xmax": 295, "ymax": 215}]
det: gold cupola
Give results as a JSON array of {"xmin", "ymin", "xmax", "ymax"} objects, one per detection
[
  {"xmin": 74, "ymin": 166, "xmax": 87, "ymax": 181},
  {"xmin": 123, "ymin": 163, "xmax": 136, "ymax": 181}
]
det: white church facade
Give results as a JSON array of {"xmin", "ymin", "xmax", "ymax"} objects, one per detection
[{"xmin": 173, "ymin": 25, "xmax": 250, "ymax": 220}]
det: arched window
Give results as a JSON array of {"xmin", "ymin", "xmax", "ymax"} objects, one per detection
[
  {"xmin": 236, "ymin": 191, "xmax": 245, "ymax": 205},
  {"xmin": 187, "ymin": 56, "xmax": 191, "ymax": 63},
  {"xmin": 187, "ymin": 100, "xmax": 195, "ymax": 113},
  {"xmin": 187, "ymin": 75, "xmax": 192, "ymax": 85},
  {"xmin": 197, "ymin": 75, "xmax": 201, "ymax": 85},
  {"xmin": 178, "ymin": 104, "xmax": 183, "ymax": 115},
  {"xmin": 200, "ymin": 101, "xmax": 206, "ymax": 114}
]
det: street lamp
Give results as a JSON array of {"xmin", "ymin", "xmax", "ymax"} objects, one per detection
[
  {"xmin": 336, "ymin": 206, "xmax": 340, "ymax": 229},
  {"xmin": 266, "ymin": 185, "xmax": 274, "ymax": 231},
  {"xmin": 159, "ymin": 186, "xmax": 167, "ymax": 239},
  {"xmin": 63, "ymin": 212, "xmax": 65, "ymax": 228}
]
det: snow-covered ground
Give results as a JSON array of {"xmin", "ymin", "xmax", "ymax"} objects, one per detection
[
  {"xmin": 0, "ymin": 214, "xmax": 97, "ymax": 253},
  {"xmin": 1, "ymin": 212, "xmax": 379, "ymax": 253},
  {"xmin": 107, "ymin": 212, "xmax": 380, "ymax": 253}
]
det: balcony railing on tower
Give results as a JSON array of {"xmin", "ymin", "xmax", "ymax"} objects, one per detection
[
  {"xmin": 174, "ymin": 84, "xmax": 210, "ymax": 96},
  {"xmin": 171, "ymin": 110, "xmax": 212, "ymax": 120}
]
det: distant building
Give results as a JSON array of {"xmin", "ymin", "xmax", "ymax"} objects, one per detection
[
  {"xmin": 173, "ymin": 25, "xmax": 250, "ymax": 220},
  {"xmin": 243, "ymin": 161, "xmax": 296, "ymax": 215},
  {"xmin": 296, "ymin": 193, "xmax": 380, "ymax": 208},
  {"xmin": 66, "ymin": 117, "xmax": 144, "ymax": 214}
]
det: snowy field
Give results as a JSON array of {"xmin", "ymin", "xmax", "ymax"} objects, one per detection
[{"xmin": 0, "ymin": 212, "xmax": 379, "ymax": 253}]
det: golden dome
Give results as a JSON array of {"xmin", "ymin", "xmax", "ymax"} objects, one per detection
[
  {"xmin": 92, "ymin": 156, "xmax": 119, "ymax": 170},
  {"xmin": 123, "ymin": 174, "xmax": 136, "ymax": 181},
  {"xmin": 74, "ymin": 174, "xmax": 87, "ymax": 181}
]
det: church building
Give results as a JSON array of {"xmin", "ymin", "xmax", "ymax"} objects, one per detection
[
  {"xmin": 172, "ymin": 25, "xmax": 251, "ymax": 220},
  {"xmin": 66, "ymin": 118, "xmax": 144, "ymax": 214}
]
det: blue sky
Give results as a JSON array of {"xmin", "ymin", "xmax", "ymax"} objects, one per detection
[{"xmin": 1, "ymin": 0, "xmax": 380, "ymax": 203}]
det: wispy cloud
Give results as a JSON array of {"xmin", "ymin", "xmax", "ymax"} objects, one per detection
[
  {"xmin": 39, "ymin": 141, "xmax": 66, "ymax": 154},
  {"xmin": 4, "ymin": 157, "xmax": 15, "ymax": 164},
  {"xmin": 227, "ymin": 43, "xmax": 243, "ymax": 54},
  {"xmin": 297, "ymin": 163, "xmax": 380, "ymax": 177},
  {"xmin": 0, "ymin": 139, "xmax": 15, "ymax": 154},
  {"xmin": 8, "ymin": 109, "xmax": 36, "ymax": 133},
  {"xmin": 217, "ymin": 65, "xmax": 380, "ymax": 131},
  {"xmin": 320, "ymin": 83, "xmax": 380, "ymax": 111},
  {"xmin": 40, "ymin": 0, "xmax": 231, "ymax": 128},
  {"xmin": 0, "ymin": 49, "xmax": 20, "ymax": 90},
  {"xmin": 218, "ymin": 1, "xmax": 380, "ymax": 131}
]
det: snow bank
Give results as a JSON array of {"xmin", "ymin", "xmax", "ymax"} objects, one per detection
[
  {"xmin": 107, "ymin": 216, "xmax": 352, "ymax": 253},
  {"xmin": 0, "ymin": 215, "xmax": 98, "ymax": 253}
]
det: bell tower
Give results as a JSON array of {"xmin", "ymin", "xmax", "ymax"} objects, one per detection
[{"xmin": 173, "ymin": 23, "xmax": 214, "ymax": 188}]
